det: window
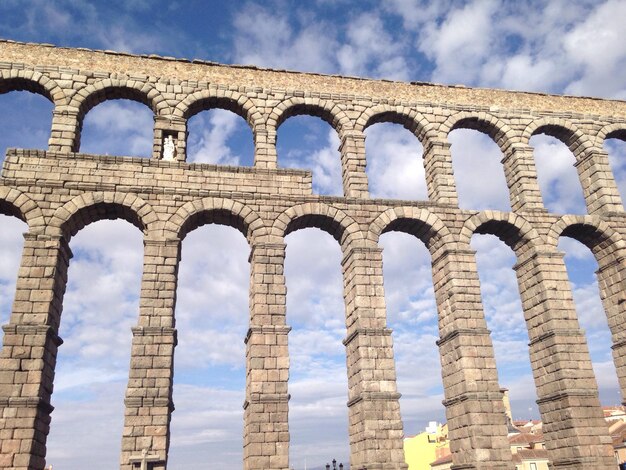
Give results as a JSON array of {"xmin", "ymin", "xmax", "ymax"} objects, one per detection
[{"xmin": 530, "ymin": 463, "xmax": 538, "ymax": 470}]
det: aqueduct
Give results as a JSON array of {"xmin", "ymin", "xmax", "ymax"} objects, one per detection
[{"xmin": 0, "ymin": 39, "xmax": 625, "ymax": 470}]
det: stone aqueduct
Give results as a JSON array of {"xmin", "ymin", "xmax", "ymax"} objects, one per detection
[{"xmin": 0, "ymin": 39, "xmax": 625, "ymax": 470}]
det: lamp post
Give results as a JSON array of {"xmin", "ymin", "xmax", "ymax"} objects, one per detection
[{"xmin": 325, "ymin": 459, "xmax": 344, "ymax": 470}]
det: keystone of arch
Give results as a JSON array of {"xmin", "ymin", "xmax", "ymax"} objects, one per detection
[
  {"xmin": 460, "ymin": 210, "xmax": 544, "ymax": 256},
  {"xmin": 69, "ymin": 78, "xmax": 170, "ymax": 118},
  {"xmin": 47, "ymin": 191, "xmax": 159, "ymax": 238},
  {"xmin": 439, "ymin": 111, "xmax": 518, "ymax": 154},
  {"xmin": 268, "ymin": 96, "xmax": 355, "ymax": 135},
  {"xmin": 367, "ymin": 206, "xmax": 453, "ymax": 252},
  {"xmin": 0, "ymin": 69, "xmax": 67, "ymax": 106},
  {"xmin": 172, "ymin": 89, "xmax": 264, "ymax": 132},
  {"xmin": 0, "ymin": 187, "xmax": 46, "ymax": 233},
  {"xmin": 546, "ymin": 214, "xmax": 626, "ymax": 254},
  {"xmin": 271, "ymin": 202, "xmax": 365, "ymax": 248},
  {"xmin": 354, "ymin": 104, "xmax": 438, "ymax": 143},
  {"xmin": 522, "ymin": 117, "xmax": 594, "ymax": 156},
  {"xmin": 168, "ymin": 197, "xmax": 268, "ymax": 245}
]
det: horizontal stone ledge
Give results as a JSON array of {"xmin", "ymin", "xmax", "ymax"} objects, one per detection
[
  {"xmin": 0, "ymin": 396, "xmax": 54, "ymax": 413},
  {"xmin": 512, "ymin": 249, "xmax": 565, "ymax": 271},
  {"xmin": 450, "ymin": 464, "xmax": 476, "ymax": 470},
  {"xmin": 2, "ymin": 324, "xmax": 63, "ymax": 346},
  {"xmin": 243, "ymin": 393, "xmax": 290, "ymax": 409},
  {"xmin": 343, "ymin": 327, "xmax": 392, "ymax": 346},
  {"xmin": 340, "ymin": 245, "xmax": 383, "ymax": 267},
  {"xmin": 430, "ymin": 248, "xmax": 476, "ymax": 268},
  {"xmin": 436, "ymin": 328, "xmax": 491, "ymax": 347},
  {"xmin": 131, "ymin": 326, "xmax": 177, "ymax": 338},
  {"xmin": 347, "ymin": 391, "xmax": 401, "ymax": 407},
  {"xmin": 442, "ymin": 390, "xmax": 504, "ymax": 407},
  {"xmin": 613, "ymin": 338, "xmax": 626, "ymax": 350},
  {"xmin": 124, "ymin": 396, "xmax": 174, "ymax": 410},
  {"xmin": 551, "ymin": 456, "xmax": 599, "ymax": 468},
  {"xmin": 528, "ymin": 328, "xmax": 585, "ymax": 347},
  {"xmin": 245, "ymin": 325, "xmax": 291, "ymax": 344},
  {"xmin": 143, "ymin": 238, "xmax": 181, "ymax": 247},
  {"xmin": 535, "ymin": 388, "xmax": 598, "ymax": 405}
]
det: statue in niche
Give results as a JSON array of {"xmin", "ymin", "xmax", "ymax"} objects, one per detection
[{"xmin": 162, "ymin": 134, "xmax": 176, "ymax": 161}]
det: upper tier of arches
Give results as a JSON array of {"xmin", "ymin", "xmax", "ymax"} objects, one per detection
[{"xmin": 1, "ymin": 71, "xmax": 625, "ymax": 214}]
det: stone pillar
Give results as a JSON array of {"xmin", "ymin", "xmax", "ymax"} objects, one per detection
[
  {"xmin": 120, "ymin": 238, "xmax": 180, "ymax": 470},
  {"xmin": 153, "ymin": 116, "xmax": 187, "ymax": 161},
  {"xmin": 339, "ymin": 131, "xmax": 369, "ymax": 198},
  {"xmin": 254, "ymin": 129, "xmax": 277, "ymax": 169},
  {"xmin": 574, "ymin": 147, "xmax": 624, "ymax": 214},
  {"xmin": 48, "ymin": 108, "xmax": 80, "ymax": 153},
  {"xmin": 0, "ymin": 233, "xmax": 72, "ymax": 470},
  {"xmin": 431, "ymin": 247, "xmax": 512, "ymax": 470},
  {"xmin": 341, "ymin": 245, "xmax": 407, "ymax": 470},
  {"xmin": 501, "ymin": 143, "xmax": 545, "ymax": 212},
  {"xmin": 244, "ymin": 242, "xmax": 290, "ymax": 470},
  {"xmin": 596, "ymin": 257, "xmax": 626, "ymax": 404},
  {"xmin": 422, "ymin": 139, "xmax": 459, "ymax": 206},
  {"xmin": 513, "ymin": 249, "xmax": 615, "ymax": 469}
]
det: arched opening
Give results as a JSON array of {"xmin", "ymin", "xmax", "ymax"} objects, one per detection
[
  {"xmin": 378, "ymin": 230, "xmax": 443, "ymax": 467},
  {"xmin": 0, "ymin": 213, "xmax": 27, "ymax": 346},
  {"xmin": 531, "ymin": 132, "xmax": 586, "ymax": 214},
  {"xmin": 449, "ymin": 125, "xmax": 510, "ymax": 211},
  {"xmin": 46, "ymin": 219, "xmax": 143, "ymax": 469},
  {"xmin": 0, "ymin": 87, "xmax": 53, "ymax": 164},
  {"xmin": 364, "ymin": 122, "xmax": 427, "ymax": 200},
  {"xmin": 277, "ymin": 113, "xmax": 342, "ymax": 196},
  {"xmin": 471, "ymin": 233, "xmax": 540, "ymax": 421},
  {"xmin": 558, "ymin": 227, "xmax": 623, "ymax": 406},
  {"xmin": 168, "ymin": 223, "xmax": 249, "ymax": 467},
  {"xmin": 79, "ymin": 99, "xmax": 153, "ymax": 157},
  {"xmin": 186, "ymin": 109, "xmax": 254, "ymax": 165},
  {"xmin": 604, "ymin": 132, "xmax": 626, "ymax": 203},
  {"xmin": 284, "ymin": 227, "xmax": 349, "ymax": 467}
]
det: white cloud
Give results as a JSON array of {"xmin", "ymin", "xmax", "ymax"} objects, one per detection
[
  {"xmin": 449, "ymin": 129, "xmax": 511, "ymax": 211},
  {"xmin": 187, "ymin": 110, "xmax": 253, "ymax": 165},
  {"xmin": 80, "ymin": 101, "xmax": 153, "ymax": 157},
  {"xmin": 365, "ymin": 123, "xmax": 428, "ymax": 200},
  {"xmin": 531, "ymin": 135, "xmax": 587, "ymax": 214}
]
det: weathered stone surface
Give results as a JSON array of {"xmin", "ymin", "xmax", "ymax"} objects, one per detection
[{"xmin": 0, "ymin": 39, "xmax": 624, "ymax": 470}]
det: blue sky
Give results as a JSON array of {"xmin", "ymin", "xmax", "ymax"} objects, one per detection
[{"xmin": 0, "ymin": 1, "xmax": 626, "ymax": 469}]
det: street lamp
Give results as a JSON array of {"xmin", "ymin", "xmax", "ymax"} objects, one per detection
[{"xmin": 325, "ymin": 459, "xmax": 344, "ymax": 470}]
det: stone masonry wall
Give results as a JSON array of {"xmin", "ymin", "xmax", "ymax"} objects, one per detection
[{"xmin": 0, "ymin": 40, "xmax": 625, "ymax": 470}]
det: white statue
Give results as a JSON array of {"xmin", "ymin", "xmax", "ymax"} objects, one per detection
[{"xmin": 162, "ymin": 135, "xmax": 176, "ymax": 161}]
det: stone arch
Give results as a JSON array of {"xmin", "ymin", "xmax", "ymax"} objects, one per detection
[
  {"xmin": 367, "ymin": 206, "xmax": 452, "ymax": 252},
  {"xmin": 173, "ymin": 89, "xmax": 264, "ymax": 132},
  {"xmin": 440, "ymin": 111, "xmax": 518, "ymax": 154},
  {"xmin": 522, "ymin": 117, "xmax": 593, "ymax": 156},
  {"xmin": 48, "ymin": 192, "xmax": 158, "ymax": 238},
  {"xmin": 169, "ymin": 197, "xmax": 267, "ymax": 245},
  {"xmin": 598, "ymin": 123, "xmax": 626, "ymax": 143},
  {"xmin": 70, "ymin": 79, "xmax": 169, "ymax": 123},
  {"xmin": 355, "ymin": 104, "xmax": 437, "ymax": 143},
  {"xmin": 0, "ymin": 187, "xmax": 46, "ymax": 233},
  {"xmin": 271, "ymin": 202, "xmax": 364, "ymax": 247},
  {"xmin": 269, "ymin": 96, "xmax": 354, "ymax": 135},
  {"xmin": 460, "ymin": 211, "xmax": 544, "ymax": 256},
  {"xmin": 547, "ymin": 215, "xmax": 626, "ymax": 256},
  {"xmin": 0, "ymin": 69, "xmax": 67, "ymax": 106}
]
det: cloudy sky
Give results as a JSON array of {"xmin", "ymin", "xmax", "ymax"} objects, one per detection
[{"xmin": 0, "ymin": 0, "xmax": 625, "ymax": 469}]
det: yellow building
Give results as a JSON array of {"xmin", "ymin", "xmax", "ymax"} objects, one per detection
[{"xmin": 404, "ymin": 422, "xmax": 448, "ymax": 470}]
